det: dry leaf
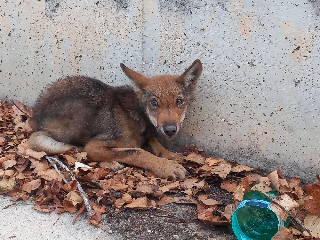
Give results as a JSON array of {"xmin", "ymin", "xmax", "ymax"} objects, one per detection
[
  {"xmin": 62, "ymin": 180, "xmax": 78, "ymax": 192},
  {"xmin": 231, "ymin": 165, "xmax": 253, "ymax": 173},
  {"xmin": 0, "ymin": 178, "xmax": 16, "ymax": 192},
  {"xmin": 75, "ymin": 152, "xmax": 87, "ymax": 162},
  {"xmin": 63, "ymin": 155, "xmax": 77, "ymax": 166},
  {"xmin": 11, "ymin": 100, "xmax": 33, "ymax": 117},
  {"xmin": 63, "ymin": 191, "xmax": 82, "ymax": 213},
  {"xmin": 181, "ymin": 178, "xmax": 206, "ymax": 189},
  {"xmin": 197, "ymin": 204, "xmax": 229, "ymax": 226},
  {"xmin": 0, "ymin": 137, "xmax": 5, "ymax": 146},
  {"xmin": 0, "ymin": 157, "xmax": 8, "ymax": 166},
  {"xmin": 184, "ymin": 153, "xmax": 205, "ymax": 165},
  {"xmin": 198, "ymin": 195, "xmax": 222, "ymax": 206},
  {"xmin": 30, "ymin": 159, "xmax": 49, "ymax": 174},
  {"xmin": 17, "ymin": 140, "xmax": 29, "ymax": 154},
  {"xmin": 304, "ymin": 183, "xmax": 320, "ymax": 215},
  {"xmin": 181, "ymin": 178, "xmax": 208, "ymax": 195},
  {"xmin": 159, "ymin": 181, "xmax": 180, "ymax": 193},
  {"xmin": 2, "ymin": 159, "xmax": 17, "ymax": 170},
  {"xmin": 274, "ymin": 194, "xmax": 299, "ymax": 212},
  {"xmin": 52, "ymin": 194, "xmax": 65, "ymax": 214},
  {"xmin": 22, "ymin": 179, "xmax": 41, "ymax": 193},
  {"xmin": 125, "ymin": 197, "xmax": 151, "ymax": 209},
  {"xmin": 1, "ymin": 169, "xmax": 15, "ymax": 178},
  {"xmin": 87, "ymin": 168, "xmax": 108, "ymax": 181},
  {"xmin": 271, "ymin": 202, "xmax": 289, "ymax": 221},
  {"xmin": 210, "ymin": 161, "xmax": 232, "ymax": 179},
  {"xmin": 271, "ymin": 227, "xmax": 290, "ymax": 240},
  {"xmin": 14, "ymin": 120, "xmax": 33, "ymax": 134},
  {"xmin": 25, "ymin": 148, "xmax": 46, "ymax": 159},
  {"xmin": 268, "ymin": 170, "xmax": 289, "ymax": 192},
  {"xmin": 289, "ymin": 227, "xmax": 302, "ymax": 236},
  {"xmin": 183, "ymin": 189, "xmax": 193, "ymax": 195},
  {"xmin": 122, "ymin": 193, "xmax": 132, "ymax": 203},
  {"xmin": 251, "ymin": 177, "xmax": 273, "ymax": 194},
  {"xmin": 3, "ymin": 99, "xmax": 320, "ymax": 230},
  {"xmin": 205, "ymin": 157, "xmax": 223, "ymax": 166},
  {"xmin": 111, "ymin": 183, "xmax": 128, "ymax": 192},
  {"xmin": 157, "ymin": 195, "xmax": 174, "ymax": 206},
  {"xmin": 133, "ymin": 183, "xmax": 162, "ymax": 198},
  {"xmin": 114, "ymin": 198, "xmax": 126, "ymax": 208},
  {"xmin": 89, "ymin": 202, "xmax": 106, "ymax": 226},
  {"xmin": 288, "ymin": 177, "xmax": 304, "ymax": 199},
  {"xmin": 245, "ymin": 173, "xmax": 262, "ymax": 182},
  {"xmin": 38, "ymin": 169, "xmax": 63, "ymax": 181},
  {"xmin": 233, "ymin": 186, "xmax": 246, "ymax": 201},
  {"xmin": 223, "ymin": 204, "xmax": 236, "ymax": 221},
  {"xmin": 33, "ymin": 204, "xmax": 53, "ymax": 213},
  {"xmin": 304, "ymin": 213, "xmax": 320, "ymax": 238},
  {"xmin": 65, "ymin": 191, "xmax": 82, "ymax": 206},
  {"xmin": 4, "ymin": 154, "xmax": 16, "ymax": 161},
  {"xmin": 221, "ymin": 180, "xmax": 238, "ymax": 193},
  {"xmin": 233, "ymin": 177, "xmax": 252, "ymax": 201}
]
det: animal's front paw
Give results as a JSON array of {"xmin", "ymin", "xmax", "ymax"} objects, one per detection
[{"xmin": 154, "ymin": 160, "xmax": 186, "ymax": 180}]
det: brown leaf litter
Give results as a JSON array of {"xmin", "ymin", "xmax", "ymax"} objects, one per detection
[{"xmin": 0, "ymin": 100, "xmax": 320, "ymax": 239}]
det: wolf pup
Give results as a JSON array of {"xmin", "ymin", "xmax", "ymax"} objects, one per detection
[{"xmin": 28, "ymin": 60, "xmax": 202, "ymax": 180}]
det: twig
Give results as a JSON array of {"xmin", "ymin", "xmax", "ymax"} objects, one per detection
[
  {"xmin": 73, "ymin": 203, "xmax": 86, "ymax": 225},
  {"xmin": 53, "ymin": 215, "xmax": 62, "ymax": 226},
  {"xmin": 10, "ymin": 99, "xmax": 31, "ymax": 117},
  {"xmin": 150, "ymin": 206, "xmax": 169, "ymax": 215},
  {"xmin": 45, "ymin": 156, "xmax": 95, "ymax": 219},
  {"xmin": 46, "ymin": 157, "xmax": 68, "ymax": 184},
  {"xmin": 260, "ymin": 191, "xmax": 311, "ymax": 236},
  {"xmin": 3, "ymin": 203, "xmax": 17, "ymax": 209}
]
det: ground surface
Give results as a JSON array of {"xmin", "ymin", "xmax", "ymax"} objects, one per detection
[{"xmin": 0, "ymin": 195, "xmax": 236, "ymax": 240}]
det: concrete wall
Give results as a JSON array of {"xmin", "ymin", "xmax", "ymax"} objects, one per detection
[{"xmin": 1, "ymin": 0, "xmax": 319, "ymax": 182}]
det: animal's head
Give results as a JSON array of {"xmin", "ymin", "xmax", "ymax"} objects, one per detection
[{"xmin": 120, "ymin": 60, "xmax": 202, "ymax": 139}]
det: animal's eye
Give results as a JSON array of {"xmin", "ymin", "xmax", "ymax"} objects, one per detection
[
  {"xmin": 151, "ymin": 98, "xmax": 158, "ymax": 107},
  {"xmin": 176, "ymin": 98, "xmax": 184, "ymax": 106}
]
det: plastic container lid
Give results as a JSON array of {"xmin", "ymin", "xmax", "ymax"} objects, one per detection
[{"xmin": 231, "ymin": 199, "xmax": 284, "ymax": 240}]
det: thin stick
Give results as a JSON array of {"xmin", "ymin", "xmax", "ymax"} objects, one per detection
[
  {"xmin": 53, "ymin": 215, "xmax": 62, "ymax": 226},
  {"xmin": 73, "ymin": 204, "xmax": 86, "ymax": 225},
  {"xmin": 45, "ymin": 156, "xmax": 94, "ymax": 219},
  {"xmin": 10, "ymin": 99, "xmax": 31, "ymax": 117},
  {"xmin": 260, "ymin": 191, "xmax": 311, "ymax": 236},
  {"xmin": 150, "ymin": 206, "xmax": 169, "ymax": 215},
  {"xmin": 46, "ymin": 157, "xmax": 68, "ymax": 184}
]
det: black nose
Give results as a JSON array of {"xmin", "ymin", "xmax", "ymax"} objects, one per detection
[{"xmin": 163, "ymin": 124, "xmax": 177, "ymax": 137}]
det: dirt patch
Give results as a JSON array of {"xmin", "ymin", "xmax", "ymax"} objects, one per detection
[{"xmin": 102, "ymin": 203, "xmax": 236, "ymax": 240}]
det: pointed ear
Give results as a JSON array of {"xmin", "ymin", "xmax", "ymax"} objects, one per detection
[
  {"xmin": 178, "ymin": 59, "xmax": 202, "ymax": 92},
  {"xmin": 120, "ymin": 63, "xmax": 149, "ymax": 89}
]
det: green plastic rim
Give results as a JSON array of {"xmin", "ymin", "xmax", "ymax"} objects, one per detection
[{"xmin": 231, "ymin": 200, "xmax": 284, "ymax": 240}]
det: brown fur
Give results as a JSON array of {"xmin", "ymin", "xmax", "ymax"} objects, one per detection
[{"xmin": 28, "ymin": 60, "xmax": 202, "ymax": 180}]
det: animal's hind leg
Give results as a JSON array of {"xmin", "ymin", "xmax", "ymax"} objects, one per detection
[{"xmin": 28, "ymin": 131, "xmax": 78, "ymax": 155}]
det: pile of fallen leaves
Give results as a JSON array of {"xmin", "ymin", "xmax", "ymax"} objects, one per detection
[{"xmin": 0, "ymin": 100, "xmax": 319, "ymax": 239}]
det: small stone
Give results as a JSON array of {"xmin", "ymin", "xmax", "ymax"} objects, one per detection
[
  {"xmin": 108, "ymin": 230, "xmax": 113, "ymax": 234},
  {"xmin": 147, "ymin": 229, "xmax": 152, "ymax": 233},
  {"xmin": 173, "ymin": 235, "xmax": 179, "ymax": 239}
]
